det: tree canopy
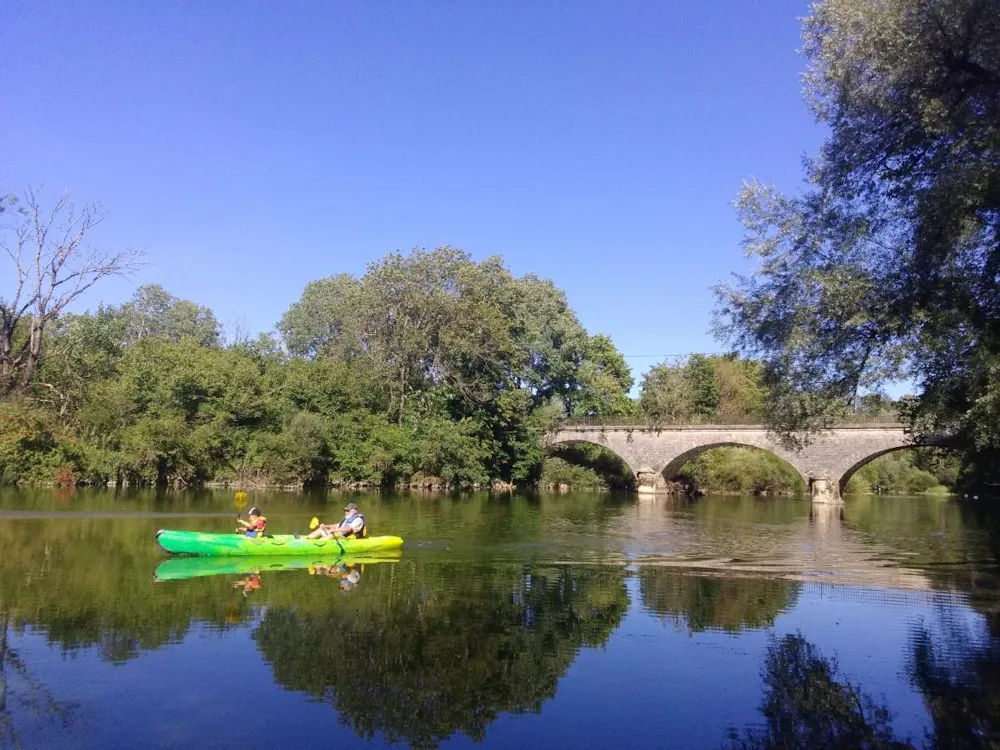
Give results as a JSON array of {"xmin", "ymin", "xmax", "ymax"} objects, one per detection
[
  {"xmin": 0, "ymin": 244, "xmax": 636, "ymax": 489},
  {"xmin": 713, "ymin": 0, "xmax": 1000, "ymax": 484}
]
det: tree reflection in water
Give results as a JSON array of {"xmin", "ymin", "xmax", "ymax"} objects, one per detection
[
  {"xmin": 254, "ymin": 563, "xmax": 628, "ymax": 749},
  {"xmin": 726, "ymin": 633, "xmax": 913, "ymax": 750},
  {"xmin": 640, "ymin": 569, "xmax": 799, "ymax": 633},
  {"xmin": 909, "ymin": 620, "xmax": 1000, "ymax": 748},
  {"xmin": 0, "ymin": 611, "xmax": 76, "ymax": 747}
]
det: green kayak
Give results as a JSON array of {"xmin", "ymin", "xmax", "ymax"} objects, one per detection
[
  {"xmin": 154, "ymin": 553, "xmax": 401, "ymax": 581},
  {"xmin": 155, "ymin": 529, "xmax": 404, "ymax": 557}
]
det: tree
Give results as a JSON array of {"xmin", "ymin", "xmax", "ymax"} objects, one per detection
[
  {"xmin": 0, "ymin": 189, "xmax": 142, "ymax": 394},
  {"xmin": 276, "ymin": 248, "xmax": 635, "ymax": 485},
  {"xmin": 510, "ymin": 274, "xmax": 590, "ymax": 405},
  {"xmin": 277, "ymin": 274, "xmax": 361, "ymax": 359},
  {"xmin": 713, "ymin": 0, "xmax": 1000, "ymax": 470},
  {"xmin": 567, "ymin": 334, "xmax": 636, "ymax": 418},
  {"xmin": 685, "ymin": 354, "xmax": 721, "ymax": 421},
  {"xmin": 639, "ymin": 360, "xmax": 695, "ymax": 423},
  {"xmin": 116, "ymin": 284, "xmax": 220, "ymax": 347},
  {"xmin": 711, "ymin": 355, "xmax": 765, "ymax": 422}
]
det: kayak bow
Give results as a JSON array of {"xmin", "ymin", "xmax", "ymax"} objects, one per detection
[{"xmin": 155, "ymin": 529, "xmax": 403, "ymax": 557}]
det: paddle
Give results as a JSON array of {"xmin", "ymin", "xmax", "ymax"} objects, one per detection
[
  {"xmin": 294, "ymin": 517, "xmax": 321, "ymax": 540},
  {"xmin": 297, "ymin": 517, "xmax": 343, "ymax": 552},
  {"xmin": 234, "ymin": 491, "xmax": 248, "ymax": 532}
]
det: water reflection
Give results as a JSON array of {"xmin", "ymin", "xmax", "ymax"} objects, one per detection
[
  {"xmin": 0, "ymin": 612, "xmax": 76, "ymax": 747},
  {"xmin": 909, "ymin": 618, "xmax": 1000, "ymax": 747},
  {"xmin": 255, "ymin": 564, "xmax": 628, "ymax": 748},
  {"xmin": 1, "ymin": 491, "xmax": 1000, "ymax": 747},
  {"xmin": 639, "ymin": 569, "xmax": 799, "ymax": 633},
  {"xmin": 726, "ymin": 633, "xmax": 914, "ymax": 749}
]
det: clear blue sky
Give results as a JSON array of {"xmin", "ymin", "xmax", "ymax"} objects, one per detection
[{"xmin": 2, "ymin": 0, "xmax": 823, "ymax": 383}]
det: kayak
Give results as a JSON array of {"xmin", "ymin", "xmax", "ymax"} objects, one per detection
[
  {"xmin": 155, "ymin": 529, "xmax": 404, "ymax": 557},
  {"xmin": 154, "ymin": 552, "xmax": 401, "ymax": 581}
]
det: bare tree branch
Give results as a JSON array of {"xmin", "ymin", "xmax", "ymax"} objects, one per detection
[{"xmin": 0, "ymin": 188, "xmax": 143, "ymax": 394}]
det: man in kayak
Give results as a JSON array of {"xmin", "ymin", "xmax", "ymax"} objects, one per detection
[
  {"xmin": 236, "ymin": 507, "xmax": 267, "ymax": 537},
  {"xmin": 306, "ymin": 502, "xmax": 366, "ymax": 539}
]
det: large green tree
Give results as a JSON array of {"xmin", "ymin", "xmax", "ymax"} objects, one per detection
[
  {"xmin": 713, "ymin": 0, "xmax": 1000, "ymax": 483},
  {"xmin": 277, "ymin": 247, "xmax": 634, "ymax": 486}
]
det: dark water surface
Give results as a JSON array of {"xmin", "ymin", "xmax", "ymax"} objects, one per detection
[{"xmin": 2, "ymin": 489, "xmax": 1000, "ymax": 749}]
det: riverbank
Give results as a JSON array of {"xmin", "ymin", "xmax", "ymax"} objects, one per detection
[{"xmin": 5, "ymin": 445, "xmax": 957, "ymax": 498}]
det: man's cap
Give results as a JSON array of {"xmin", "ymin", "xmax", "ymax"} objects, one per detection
[
  {"xmin": 344, "ymin": 502, "xmax": 358, "ymax": 511},
  {"xmin": 249, "ymin": 507, "xmax": 261, "ymax": 515}
]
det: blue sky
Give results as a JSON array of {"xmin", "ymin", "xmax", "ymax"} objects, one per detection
[{"xmin": 2, "ymin": 0, "xmax": 822, "ymax": 383}]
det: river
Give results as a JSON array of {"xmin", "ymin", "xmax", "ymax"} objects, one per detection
[{"xmin": 1, "ymin": 489, "xmax": 998, "ymax": 748}]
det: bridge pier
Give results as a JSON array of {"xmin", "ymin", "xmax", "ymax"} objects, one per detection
[
  {"xmin": 635, "ymin": 466, "xmax": 665, "ymax": 495},
  {"xmin": 808, "ymin": 477, "xmax": 842, "ymax": 505}
]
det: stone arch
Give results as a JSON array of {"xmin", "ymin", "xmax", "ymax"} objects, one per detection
[
  {"xmin": 544, "ymin": 437, "xmax": 640, "ymax": 486},
  {"xmin": 660, "ymin": 442, "xmax": 810, "ymax": 487},
  {"xmin": 837, "ymin": 441, "xmax": 958, "ymax": 496}
]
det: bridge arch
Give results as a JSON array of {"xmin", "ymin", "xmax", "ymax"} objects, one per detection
[
  {"xmin": 837, "ymin": 443, "xmax": 958, "ymax": 496},
  {"xmin": 660, "ymin": 442, "xmax": 810, "ymax": 490},
  {"xmin": 543, "ymin": 437, "xmax": 639, "ymax": 488}
]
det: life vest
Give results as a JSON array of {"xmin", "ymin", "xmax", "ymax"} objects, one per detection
[
  {"xmin": 244, "ymin": 515, "xmax": 267, "ymax": 537},
  {"xmin": 344, "ymin": 512, "xmax": 367, "ymax": 538}
]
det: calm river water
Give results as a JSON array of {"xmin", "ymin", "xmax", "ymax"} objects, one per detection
[{"xmin": 1, "ymin": 489, "xmax": 999, "ymax": 749}]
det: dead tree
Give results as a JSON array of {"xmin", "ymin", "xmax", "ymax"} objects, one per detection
[{"xmin": 0, "ymin": 188, "xmax": 142, "ymax": 395}]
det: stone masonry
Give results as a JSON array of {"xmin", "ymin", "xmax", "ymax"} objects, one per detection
[{"xmin": 546, "ymin": 425, "xmax": 938, "ymax": 504}]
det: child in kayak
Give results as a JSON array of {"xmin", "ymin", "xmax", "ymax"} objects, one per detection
[{"xmin": 236, "ymin": 507, "xmax": 267, "ymax": 537}]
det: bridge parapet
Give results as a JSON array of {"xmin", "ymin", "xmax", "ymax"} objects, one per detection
[{"xmin": 556, "ymin": 414, "xmax": 904, "ymax": 429}]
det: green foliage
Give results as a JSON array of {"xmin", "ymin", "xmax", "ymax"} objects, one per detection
[
  {"xmin": 542, "ymin": 443, "xmax": 635, "ymax": 491},
  {"xmin": 713, "ymin": 0, "xmax": 1000, "ymax": 488},
  {"xmin": 0, "ymin": 252, "xmax": 636, "ymax": 489},
  {"xmin": 639, "ymin": 353, "xmax": 763, "ymax": 424},
  {"xmin": 637, "ymin": 356, "xmax": 794, "ymax": 494},
  {"xmin": 844, "ymin": 449, "xmax": 959, "ymax": 495},
  {"xmin": 638, "ymin": 360, "xmax": 694, "ymax": 422},
  {"xmin": 568, "ymin": 334, "xmax": 637, "ymax": 418},
  {"xmin": 680, "ymin": 447, "xmax": 806, "ymax": 496},
  {"xmin": 685, "ymin": 354, "xmax": 721, "ymax": 420},
  {"xmin": 0, "ymin": 402, "xmax": 77, "ymax": 486},
  {"xmin": 115, "ymin": 284, "xmax": 221, "ymax": 348}
]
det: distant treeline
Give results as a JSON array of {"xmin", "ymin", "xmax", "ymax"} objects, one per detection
[{"xmin": 0, "ymin": 237, "xmax": 960, "ymax": 494}]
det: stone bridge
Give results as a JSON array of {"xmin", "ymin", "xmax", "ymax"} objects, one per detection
[{"xmin": 545, "ymin": 423, "xmax": 946, "ymax": 503}]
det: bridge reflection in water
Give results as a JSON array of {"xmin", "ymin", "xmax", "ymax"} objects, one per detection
[{"xmin": 618, "ymin": 497, "xmax": 937, "ymax": 592}]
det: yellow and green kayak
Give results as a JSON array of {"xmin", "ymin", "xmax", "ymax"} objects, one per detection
[
  {"xmin": 155, "ymin": 529, "xmax": 403, "ymax": 557},
  {"xmin": 154, "ymin": 553, "xmax": 401, "ymax": 581}
]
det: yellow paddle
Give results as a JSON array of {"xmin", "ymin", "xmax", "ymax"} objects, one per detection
[
  {"xmin": 293, "ymin": 517, "xmax": 322, "ymax": 541},
  {"xmin": 234, "ymin": 492, "xmax": 248, "ymax": 532}
]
